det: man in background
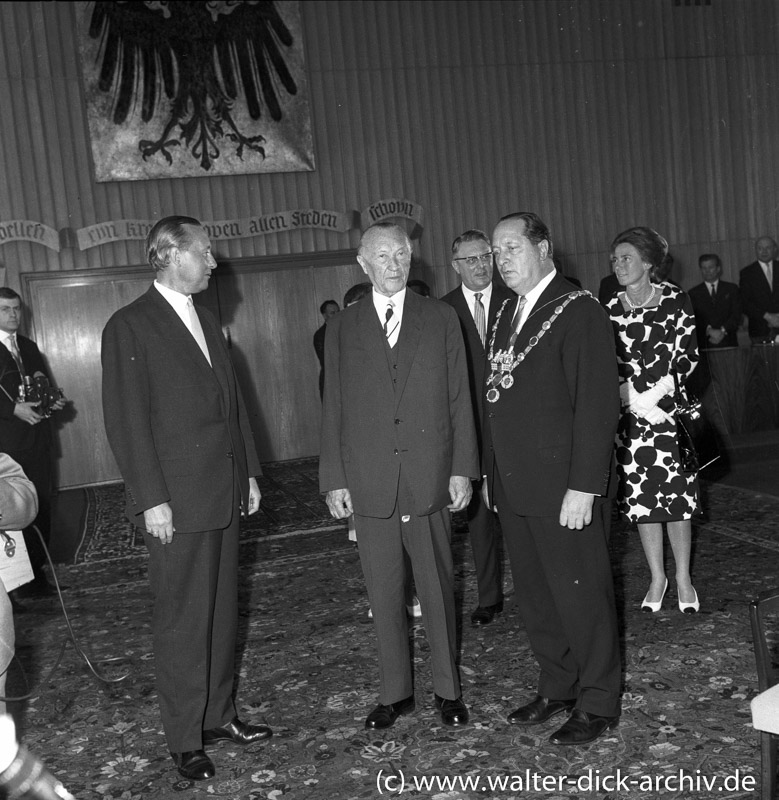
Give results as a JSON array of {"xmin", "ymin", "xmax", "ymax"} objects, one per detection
[
  {"xmin": 484, "ymin": 211, "xmax": 621, "ymax": 746},
  {"xmin": 0, "ymin": 287, "xmax": 65, "ymax": 600},
  {"xmin": 441, "ymin": 229, "xmax": 513, "ymax": 626},
  {"xmin": 689, "ymin": 254, "xmax": 742, "ymax": 349},
  {"xmin": 740, "ymin": 236, "xmax": 779, "ymax": 343},
  {"xmin": 101, "ymin": 215, "xmax": 270, "ymax": 782},
  {"xmin": 313, "ymin": 299, "xmax": 339, "ymax": 400},
  {"xmin": 320, "ymin": 223, "xmax": 478, "ymax": 730}
]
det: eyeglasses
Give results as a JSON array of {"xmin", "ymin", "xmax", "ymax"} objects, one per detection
[{"xmin": 453, "ymin": 252, "xmax": 493, "ymax": 267}]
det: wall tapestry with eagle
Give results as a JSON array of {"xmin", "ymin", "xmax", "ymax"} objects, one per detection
[{"xmin": 76, "ymin": 0, "xmax": 314, "ymax": 182}]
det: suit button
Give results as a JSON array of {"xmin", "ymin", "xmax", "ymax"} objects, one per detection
[
  {"xmin": 394, "ymin": 449, "xmax": 399, "ymax": 455},
  {"xmin": 395, "ymin": 418, "xmax": 400, "ymax": 424},
  {"xmin": 227, "ymin": 451, "xmax": 233, "ymax": 458}
]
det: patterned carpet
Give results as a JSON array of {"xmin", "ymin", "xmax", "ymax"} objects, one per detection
[{"xmin": 9, "ymin": 459, "xmax": 779, "ymax": 799}]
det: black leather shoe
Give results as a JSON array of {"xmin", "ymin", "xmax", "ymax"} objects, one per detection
[
  {"xmin": 170, "ymin": 750, "xmax": 215, "ymax": 780},
  {"xmin": 434, "ymin": 694, "xmax": 469, "ymax": 727},
  {"xmin": 507, "ymin": 695, "xmax": 576, "ymax": 725},
  {"xmin": 470, "ymin": 601, "xmax": 504, "ymax": 626},
  {"xmin": 365, "ymin": 695, "xmax": 415, "ymax": 729},
  {"xmin": 202, "ymin": 716, "xmax": 272, "ymax": 745},
  {"xmin": 548, "ymin": 708, "xmax": 619, "ymax": 745}
]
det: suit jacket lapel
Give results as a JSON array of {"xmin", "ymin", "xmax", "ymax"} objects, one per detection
[
  {"xmin": 393, "ymin": 292, "xmax": 423, "ymax": 408},
  {"xmin": 513, "ymin": 273, "xmax": 571, "ymax": 351},
  {"xmin": 452, "ymin": 288, "xmax": 483, "ymax": 354},
  {"xmin": 356, "ymin": 296, "xmax": 391, "ymax": 381},
  {"xmin": 148, "ymin": 287, "xmax": 219, "ymax": 380}
]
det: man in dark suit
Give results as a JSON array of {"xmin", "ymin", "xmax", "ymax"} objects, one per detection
[
  {"xmin": 313, "ymin": 299, "xmax": 339, "ymax": 401},
  {"xmin": 484, "ymin": 212, "xmax": 621, "ymax": 746},
  {"xmin": 441, "ymin": 229, "xmax": 513, "ymax": 627},
  {"xmin": 0, "ymin": 287, "xmax": 66, "ymax": 599},
  {"xmin": 319, "ymin": 223, "xmax": 478, "ymax": 730},
  {"xmin": 689, "ymin": 254, "xmax": 742, "ymax": 348},
  {"xmin": 740, "ymin": 236, "xmax": 779, "ymax": 343},
  {"xmin": 101, "ymin": 216, "xmax": 270, "ymax": 782}
]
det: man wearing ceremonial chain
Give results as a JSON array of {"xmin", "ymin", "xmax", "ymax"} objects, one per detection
[{"xmin": 482, "ymin": 211, "xmax": 623, "ymax": 746}]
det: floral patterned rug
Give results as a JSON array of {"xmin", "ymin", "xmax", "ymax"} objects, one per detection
[{"xmin": 9, "ymin": 459, "xmax": 778, "ymax": 799}]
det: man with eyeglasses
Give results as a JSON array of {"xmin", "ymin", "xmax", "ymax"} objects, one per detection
[{"xmin": 441, "ymin": 230, "xmax": 513, "ymax": 627}]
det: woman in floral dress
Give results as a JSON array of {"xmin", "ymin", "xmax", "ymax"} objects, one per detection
[{"xmin": 606, "ymin": 227, "xmax": 700, "ymax": 613}]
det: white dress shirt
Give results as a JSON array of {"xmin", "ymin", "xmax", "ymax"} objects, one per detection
[
  {"xmin": 514, "ymin": 268, "xmax": 557, "ymax": 334},
  {"xmin": 461, "ymin": 282, "xmax": 494, "ymax": 325},
  {"xmin": 372, "ymin": 287, "xmax": 406, "ymax": 348}
]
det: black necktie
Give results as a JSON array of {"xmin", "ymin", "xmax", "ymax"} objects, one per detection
[
  {"xmin": 383, "ymin": 303, "xmax": 394, "ymax": 336},
  {"xmin": 710, "ymin": 284, "xmax": 717, "ymax": 301}
]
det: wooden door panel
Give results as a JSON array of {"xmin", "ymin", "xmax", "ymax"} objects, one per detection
[
  {"xmin": 214, "ymin": 258, "xmax": 364, "ymax": 461},
  {"xmin": 23, "ymin": 267, "xmax": 153, "ymax": 488},
  {"xmin": 20, "ymin": 252, "xmax": 364, "ymax": 486}
]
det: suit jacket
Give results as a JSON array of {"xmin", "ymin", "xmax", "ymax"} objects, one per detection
[
  {"xmin": 441, "ymin": 282, "xmax": 514, "ymax": 453},
  {"xmin": 101, "ymin": 285, "xmax": 261, "ymax": 532},
  {"xmin": 319, "ymin": 289, "xmax": 479, "ymax": 518},
  {"xmin": 688, "ymin": 280, "xmax": 741, "ymax": 348},
  {"xmin": 483, "ymin": 274, "xmax": 619, "ymax": 517},
  {"xmin": 0, "ymin": 335, "xmax": 53, "ymax": 456},
  {"xmin": 740, "ymin": 260, "xmax": 779, "ymax": 338}
]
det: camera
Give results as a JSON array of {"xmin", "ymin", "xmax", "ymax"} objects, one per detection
[{"xmin": 17, "ymin": 375, "xmax": 64, "ymax": 418}]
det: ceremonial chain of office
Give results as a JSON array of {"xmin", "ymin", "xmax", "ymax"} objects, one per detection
[{"xmin": 485, "ymin": 290, "xmax": 593, "ymax": 403}]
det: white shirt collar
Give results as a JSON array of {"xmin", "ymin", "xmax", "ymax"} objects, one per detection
[
  {"xmin": 461, "ymin": 282, "xmax": 493, "ymax": 307},
  {"xmin": 372, "ymin": 287, "xmax": 407, "ymax": 320},
  {"xmin": 154, "ymin": 280, "xmax": 195, "ymax": 332}
]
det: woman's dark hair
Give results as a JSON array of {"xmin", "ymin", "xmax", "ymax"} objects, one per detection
[{"xmin": 610, "ymin": 226, "xmax": 668, "ymax": 268}]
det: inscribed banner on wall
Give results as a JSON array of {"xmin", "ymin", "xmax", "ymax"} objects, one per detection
[{"xmin": 76, "ymin": 0, "xmax": 314, "ymax": 182}]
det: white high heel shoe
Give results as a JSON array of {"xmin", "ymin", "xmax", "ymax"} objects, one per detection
[
  {"xmin": 641, "ymin": 578, "xmax": 668, "ymax": 613},
  {"xmin": 678, "ymin": 587, "xmax": 700, "ymax": 614}
]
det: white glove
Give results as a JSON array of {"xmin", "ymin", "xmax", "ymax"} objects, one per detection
[
  {"xmin": 641, "ymin": 404, "xmax": 672, "ymax": 425},
  {"xmin": 628, "ymin": 375, "xmax": 675, "ymax": 418}
]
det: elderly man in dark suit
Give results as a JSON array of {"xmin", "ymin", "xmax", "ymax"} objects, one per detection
[
  {"xmin": 689, "ymin": 254, "xmax": 742, "ymax": 349},
  {"xmin": 441, "ymin": 230, "xmax": 513, "ymax": 627},
  {"xmin": 320, "ymin": 222, "xmax": 478, "ymax": 730},
  {"xmin": 101, "ymin": 216, "xmax": 270, "ymax": 782},
  {"xmin": 0, "ymin": 288, "xmax": 66, "ymax": 600},
  {"xmin": 483, "ymin": 212, "xmax": 621, "ymax": 746},
  {"xmin": 740, "ymin": 236, "xmax": 779, "ymax": 343}
]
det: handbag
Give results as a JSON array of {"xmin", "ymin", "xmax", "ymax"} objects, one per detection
[
  {"xmin": 0, "ymin": 530, "xmax": 33, "ymax": 593},
  {"xmin": 672, "ymin": 369, "xmax": 719, "ymax": 474}
]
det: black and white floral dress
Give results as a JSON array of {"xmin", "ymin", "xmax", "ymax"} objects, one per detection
[{"xmin": 606, "ymin": 283, "xmax": 699, "ymax": 523}]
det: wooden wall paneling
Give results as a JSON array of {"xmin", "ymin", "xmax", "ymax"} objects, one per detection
[
  {"xmin": 21, "ymin": 267, "xmax": 154, "ymax": 487},
  {"xmin": 1, "ymin": 0, "xmax": 778, "ymax": 301},
  {"xmin": 215, "ymin": 262, "xmax": 314, "ymax": 462},
  {"xmin": 209, "ymin": 251, "xmax": 362, "ymax": 464}
]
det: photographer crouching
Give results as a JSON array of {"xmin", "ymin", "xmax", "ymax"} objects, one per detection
[{"xmin": 0, "ymin": 289, "xmax": 67, "ymax": 604}]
